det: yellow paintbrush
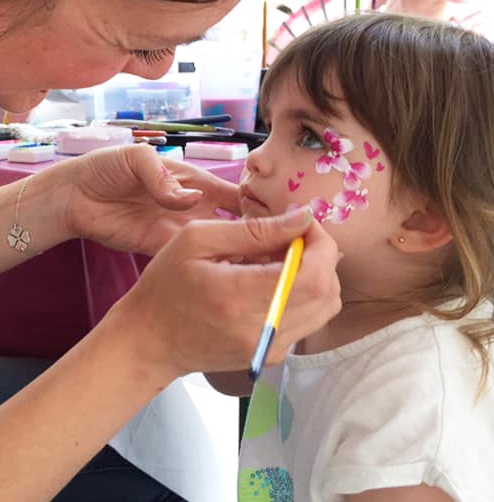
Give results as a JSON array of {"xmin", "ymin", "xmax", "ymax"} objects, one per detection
[{"xmin": 249, "ymin": 236, "xmax": 305, "ymax": 381}]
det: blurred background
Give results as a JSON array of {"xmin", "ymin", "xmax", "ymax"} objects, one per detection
[
  {"xmin": 12, "ymin": 0, "xmax": 378, "ymax": 130},
  {"xmin": 4, "ymin": 0, "xmax": 490, "ymax": 132}
]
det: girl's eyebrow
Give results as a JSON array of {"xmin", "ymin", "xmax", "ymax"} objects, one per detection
[{"xmin": 282, "ymin": 108, "xmax": 329, "ymax": 127}]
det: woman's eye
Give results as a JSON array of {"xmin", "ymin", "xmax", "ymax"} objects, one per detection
[
  {"xmin": 299, "ymin": 128, "xmax": 324, "ymax": 150},
  {"xmin": 131, "ymin": 48, "xmax": 175, "ymax": 65}
]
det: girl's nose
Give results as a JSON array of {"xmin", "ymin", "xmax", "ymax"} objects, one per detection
[{"xmin": 245, "ymin": 143, "xmax": 275, "ymax": 177}]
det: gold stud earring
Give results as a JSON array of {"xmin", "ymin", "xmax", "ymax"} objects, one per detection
[{"xmin": 398, "ymin": 236, "xmax": 405, "ymax": 244}]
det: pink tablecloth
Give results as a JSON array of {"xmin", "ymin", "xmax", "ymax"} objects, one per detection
[{"xmin": 0, "ymin": 154, "xmax": 244, "ymax": 358}]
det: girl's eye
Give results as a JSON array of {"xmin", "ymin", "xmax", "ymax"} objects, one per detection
[
  {"xmin": 298, "ymin": 127, "xmax": 324, "ymax": 150},
  {"xmin": 131, "ymin": 48, "xmax": 175, "ymax": 65}
]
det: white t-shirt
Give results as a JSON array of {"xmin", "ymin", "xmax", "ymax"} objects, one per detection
[{"xmin": 239, "ymin": 302, "xmax": 494, "ymax": 501}]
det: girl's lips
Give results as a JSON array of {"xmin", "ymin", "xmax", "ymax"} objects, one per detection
[
  {"xmin": 240, "ymin": 185, "xmax": 268, "ymax": 208},
  {"xmin": 240, "ymin": 185, "xmax": 270, "ymax": 215}
]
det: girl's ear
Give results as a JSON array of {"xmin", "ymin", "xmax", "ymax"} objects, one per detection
[{"xmin": 390, "ymin": 201, "xmax": 452, "ymax": 253}]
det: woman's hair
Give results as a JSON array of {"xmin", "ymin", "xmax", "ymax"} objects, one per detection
[{"xmin": 261, "ymin": 13, "xmax": 494, "ymax": 389}]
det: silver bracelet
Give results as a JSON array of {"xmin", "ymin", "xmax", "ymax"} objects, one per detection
[{"xmin": 7, "ymin": 174, "xmax": 34, "ymax": 253}]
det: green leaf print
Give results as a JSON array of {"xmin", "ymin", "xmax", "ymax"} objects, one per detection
[
  {"xmin": 243, "ymin": 380, "xmax": 279, "ymax": 439},
  {"xmin": 238, "ymin": 467, "xmax": 294, "ymax": 502}
]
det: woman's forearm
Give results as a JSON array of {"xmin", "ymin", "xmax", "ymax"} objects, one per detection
[
  {"xmin": 0, "ymin": 301, "xmax": 177, "ymax": 502},
  {"xmin": 0, "ymin": 159, "xmax": 75, "ymax": 273}
]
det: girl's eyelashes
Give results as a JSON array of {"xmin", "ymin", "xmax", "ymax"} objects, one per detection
[
  {"xmin": 131, "ymin": 48, "xmax": 175, "ymax": 65},
  {"xmin": 297, "ymin": 124, "xmax": 325, "ymax": 150}
]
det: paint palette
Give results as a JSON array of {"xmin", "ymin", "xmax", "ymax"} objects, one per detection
[
  {"xmin": 185, "ymin": 141, "xmax": 248, "ymax": 161},
  {"xmin": 156, "ymin": 146, "xmax": 184, "ymax": 161},
  {"xmin": 0, "ymin": 141, "xmax": 32, "ymax": 160},
  {"xmin": 8, "ymin": 144, "xmax": 55, "ymax": 164},
  {"xmin": 56, "ymin": 126, "xmax": 133, "ymax": 155}
]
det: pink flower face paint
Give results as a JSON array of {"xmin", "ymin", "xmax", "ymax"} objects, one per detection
[
  {"xmin": 343, "ymin": 161, "xmax": 371, "ymax": 190},
  {"xmin": 309, "ymin": 127, "xmax": 375, "ymax": 225},
  {"xmin": 315, "ymin": 128, "xmax": 354, "ymax": 174},
  {"xmin": 280, "ymin": 127, "xmax": 386, "ymax": 227},
  {"xmin": 309, "ymin": 196, "xmax": 354, "ymax": 224}
]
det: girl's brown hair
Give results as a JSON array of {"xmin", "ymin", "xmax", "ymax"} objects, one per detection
[{"xmin": 261, "ymin": 13, "xmax": 494, "ymax": 389}]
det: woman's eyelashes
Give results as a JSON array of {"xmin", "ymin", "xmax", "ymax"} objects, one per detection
[
  {"xmin": 130, "ymin": 48, "xmax": 175, "ymax": 65},
  {"xmin": 297, "ymin": 124, "xmax": 325, "ymax": 150}
]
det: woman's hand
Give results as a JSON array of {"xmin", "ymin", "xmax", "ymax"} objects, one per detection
[
  {"xmin": 109, "ymin": 207, "xmax": 342, "ymax": 381},
  {"xmin": 64, "ymin": 144, "xmax": 240, "ymax": 255}
]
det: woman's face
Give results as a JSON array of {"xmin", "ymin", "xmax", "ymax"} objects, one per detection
[{"xmin": 0, "ymin": 0, "xmax": 240, "ymax": 112}]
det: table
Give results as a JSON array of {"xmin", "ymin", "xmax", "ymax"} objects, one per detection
[
  {"xmin": 0, "ymin": 154, "xmax": 244, "ymax": 358},
  {"xmin": 0, "ymin": 151, "xmax": 245, "ymax": 502}
]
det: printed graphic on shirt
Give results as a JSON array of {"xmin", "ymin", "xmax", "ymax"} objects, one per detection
[
  {"xmin": 238, "ymin": 467, "xmax": 294, "ymax": 502},
  {"xmin": 243, "ymin": 380, "xmax": 279, "ymax": 439},
  {"xmin": 279, "ymin": 392, "xmax": 294, "ymax": 442}
]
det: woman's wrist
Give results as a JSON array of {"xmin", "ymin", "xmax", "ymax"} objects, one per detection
[
  {"xmin": 100, "ymin": 291, "xmax": 183, "ymax": 394},
  {"xmin": 0, "ymin": 158, "xmax": 78, "ymax": 272}
]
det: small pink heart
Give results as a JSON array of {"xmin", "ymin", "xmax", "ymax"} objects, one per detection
[
  {"xmin": 297, "ymin": 171, "xmax": 305, "ymax": 179},
  {"xmin": 288, "ymin": 179, "xmax": 300, "ymax": 192},
  {"xmin": 376, "ymin": 162, "xmax": 385, "ymax": 172},
  {"xmin": 364, "ymin": 141, "xmax": 380, "ymax": 160}
]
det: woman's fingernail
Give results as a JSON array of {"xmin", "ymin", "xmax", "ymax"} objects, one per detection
[
  {"xmin": 173, "ymin": 188, "xmax": 203, "ymax": 198},
  {"xmin": 281, "ymin": 206, "xmax": 313, "ymax": 229},
  {"xmin": 338, "ymin": 252, "xmax": 345, "ymax": 262},
  {"xmin": 162, "ymin": 166, "xmax": 171, "ymax": 177}
]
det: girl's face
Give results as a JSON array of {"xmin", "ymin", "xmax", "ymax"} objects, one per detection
[{"xmin": 240, "ymin": 73, "xmax": 403, "ymax": 258}]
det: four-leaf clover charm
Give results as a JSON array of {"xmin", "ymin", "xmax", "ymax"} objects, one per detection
[{"xmin": 7, "ymin": 224, "xmax": 31, "ymax": 252}]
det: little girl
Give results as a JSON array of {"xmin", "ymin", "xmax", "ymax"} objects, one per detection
[{"xmin": 208, "ymin": 12, "xmax": 494, "ymax": 502}]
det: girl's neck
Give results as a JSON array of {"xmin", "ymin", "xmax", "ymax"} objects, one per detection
[
  {"xmin": 296, "ymin": 300, "xmax": 419, "ymax": 355},
  {"xmin": 385, "ymin": 0, "xmax": 450, "ymax": 19}
]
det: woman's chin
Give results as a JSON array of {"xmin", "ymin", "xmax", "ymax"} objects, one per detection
[{"xmin": 0, "ymin": 90, "xmax": 49, "ymax": 113}]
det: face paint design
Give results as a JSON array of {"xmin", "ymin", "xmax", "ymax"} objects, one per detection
[
  {"xmin": 315, "ymin": 128, "xmax": 355, "ymax": 175},
  {"xmin": 316, "ymin": 128, "xmax": 371, "ymax": 189},
  {"xmin": 310, "ymin": 197, "xmax": 352, "ymax": 224},
  {"xmin": 364, "ymin": 141, "xmax": 380, "ymax": 160},
  {"xmin": 343, "ymin": 161, "xmax": 372, "ymax": 190},
  {"xmin": 310, "ymin": 188, "xmax": 369, "ymax": 224},
  {"xmin": 284, "ymin": 130, "xmax": 384, "ymax": 225},
  {"xmin": 309, "ymin": 128, "xmax": 373, "ymax": 224},
  {"xmin": 288, "ymin": 179, "xmax": 300, "ymax": 192}
]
